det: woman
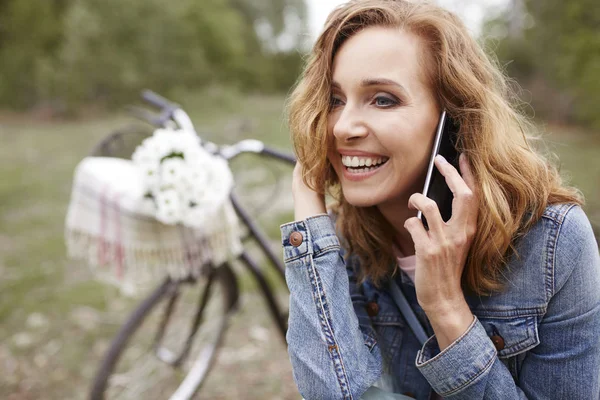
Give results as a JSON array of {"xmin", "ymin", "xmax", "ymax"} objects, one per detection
[{"xmin": 281, "ymin": 1, "xmax": 600, "ymax": 399}]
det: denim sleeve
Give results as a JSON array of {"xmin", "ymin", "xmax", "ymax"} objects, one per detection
[
  {"xmin": 281, "ymin": 214, "xmax": 383, "ymax": 400},
  {"xmin": 415, "ymin": 205, "xmax": 600, "ymax": 399}
]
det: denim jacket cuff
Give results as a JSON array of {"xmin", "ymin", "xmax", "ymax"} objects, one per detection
[
  {"xmin": 280, "ymin": 214, "xmax": 340, "ymax": 262},
  {"xmin": 415, "ymin": 316, "xmax": 497, "ymax": 397}
]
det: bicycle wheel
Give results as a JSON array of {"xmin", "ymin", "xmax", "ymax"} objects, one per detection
[
  {"xmin": 90, "ymin": 264, "xmax": 239, "ymax": 400},
  {"xmin": 90, "ymin": 123, "xmax": 152, "ymax": 158}
]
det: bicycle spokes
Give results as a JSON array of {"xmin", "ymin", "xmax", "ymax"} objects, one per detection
[{"xmin": 153, "ymin": 269, "xmax": 219, "ymax": 367}]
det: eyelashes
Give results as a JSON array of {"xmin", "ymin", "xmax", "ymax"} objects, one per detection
[
  {"xmin": 329, "ymin": 93, "xmax": 402, "ymax": 109},
  {"xmin": 373, "ymin": 94, "xmax": 400, "ymax": 108},
  {"xmin": 330, "ymin": 95, "xmax": 344, "ymax": 108}
]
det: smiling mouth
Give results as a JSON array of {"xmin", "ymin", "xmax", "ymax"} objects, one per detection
[{"xmin": 341, "ymin": 155, "xmax": 389, "ymax": 173}]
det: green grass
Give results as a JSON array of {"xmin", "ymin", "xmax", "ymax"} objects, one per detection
[
  {"xmin": 0, "ymin": 90, "xmax": 598, "ymax": 398},
  {"xmin": 0, "ymin": 90, "xmax": 294, "ymax": 398}
]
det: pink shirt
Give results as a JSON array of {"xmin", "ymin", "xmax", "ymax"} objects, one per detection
[{"xmin": 393, "ymin": 247, "xmax": 417, "ymax": 282}]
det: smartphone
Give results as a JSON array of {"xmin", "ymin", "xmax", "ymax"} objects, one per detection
[{"xmin": 417, "ymin": 110, "xmax": 460, "ymax": 229}]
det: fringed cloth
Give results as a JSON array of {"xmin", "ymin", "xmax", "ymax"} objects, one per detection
[{"xmin": 65, "ymin": 157, "xmax": 243, "ymax": 296}]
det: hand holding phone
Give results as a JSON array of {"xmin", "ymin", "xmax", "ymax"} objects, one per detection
[{"xmin": 417, "ymin": 110, "xmax": 460, "ymax": 229}]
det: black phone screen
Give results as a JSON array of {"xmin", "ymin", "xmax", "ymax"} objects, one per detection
[{"xmin": 418, "ymin": 110, "xmax": 459, "ymax": 228}]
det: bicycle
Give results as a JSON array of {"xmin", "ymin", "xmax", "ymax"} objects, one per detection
[{"xmin": 83, "ymin": 90, "xmax": 296, "ymax": 399}]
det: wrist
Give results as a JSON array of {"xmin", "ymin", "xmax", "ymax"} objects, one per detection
[
  {"xmin": 424, "ymin": 299, "xmax": 474, "ymax": 350},
  {"xmin": 293, "ymin": 192, "xmax": 326, "ymax": 221}
]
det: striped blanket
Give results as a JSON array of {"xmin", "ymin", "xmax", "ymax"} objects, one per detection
[{"xmin": 65, "ymin": 157, "xmax": 242, "ymax": 295}]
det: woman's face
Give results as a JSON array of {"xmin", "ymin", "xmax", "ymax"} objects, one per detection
[{"xmin": 327, "ymin": 26, "xmax": 440, "ymax": 211}]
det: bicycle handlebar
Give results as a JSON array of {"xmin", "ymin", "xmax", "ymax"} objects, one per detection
[
  {"xmin": 261, "ymin": 147, "xmax": 296, "ymax": 165},
  {"xmin": 219, "ymin": 139, "xmax": 295, "ymax": 165},
  {"xmin": 142, "ymin": 90, "xmax": 177, "ymax": 110},
  {"xmin": 133, "ymin": 90, "xmax": 296, "ymax": 166}
]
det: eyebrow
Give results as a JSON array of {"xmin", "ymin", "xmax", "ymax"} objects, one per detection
[{"xmin": 331, "ymin": 78, "xmax": 409, "ymax": 95}]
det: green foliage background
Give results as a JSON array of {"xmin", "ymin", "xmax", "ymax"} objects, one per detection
[
  {"xmin": 485, "ymin": 0, "xmax": 600, "ymax": 129},
  {"xmin": 0, "ymin": 0, "xmax": 307, "ymax": 111}
]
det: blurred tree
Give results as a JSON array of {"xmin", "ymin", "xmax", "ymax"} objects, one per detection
[
  {"xmin": 231, "ymin": 0, "xmax": 307, "ymax": 46},
  {"xmin": 0, "ymin": 0, "xmax": 307, "ymax": 112},
  {"xmin": 224, "ymin": 0, "xmax": 308, "ymax": 90},
  {"xmin": 0, "ymin": 0, "xmax": 71, "ymax": 108},
  {"xmin": 485, "ymin": 0, "xmax": 600, "ymax": 129},
  {"xmin": 525, "ymin": 0, "xmax": 600, "ymax": 128},
  {"xmin": 58, "ymin": 0, "xmax": 236, "ymax": 106}
]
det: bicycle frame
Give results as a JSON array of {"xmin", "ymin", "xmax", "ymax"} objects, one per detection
[{"xmin": 134, "ymin": 90, "xmax": 295, "ymax": 348}]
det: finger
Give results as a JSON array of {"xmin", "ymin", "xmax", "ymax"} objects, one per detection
[
  {"xmin": 434, "ymin": 154, "xmax": 468, "ymax": 194},
  {"xmin": 409, "ymin": 193, "xmax": 444, "ymax": 236},
  {"xmin": 404, "ymin": 216, "xmax": 429, "ymax": 249},
  {"xmin": 435, "ymin": 154, "xmax": 475, "ymax": 224}
]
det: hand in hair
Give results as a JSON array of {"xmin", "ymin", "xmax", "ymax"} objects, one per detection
[
  {"xmin": 404, "ymin": 153, "xmax": 479, "ymax": 350},
  {"xmin": 292, "ymin": 162, "xmax": 326, "ymax": 221}
]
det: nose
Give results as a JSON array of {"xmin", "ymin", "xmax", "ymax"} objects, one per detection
[{"xmin": 331, "ymin": 105, "xmax": 369, "ymax": 142}]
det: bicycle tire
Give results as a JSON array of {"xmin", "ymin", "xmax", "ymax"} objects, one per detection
[{"xmin": 89, "ymin": 264, "xmax": 239, "ymax": 400}]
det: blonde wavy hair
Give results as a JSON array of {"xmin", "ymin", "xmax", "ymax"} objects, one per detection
[{"xmin": 287, "ymin": 0, "xmax": 582, "ymax": 295}]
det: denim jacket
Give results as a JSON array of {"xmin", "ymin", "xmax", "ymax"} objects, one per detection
[{"xmin": 281, "ymin": 203, "xmax": 600, "ymax": 399}]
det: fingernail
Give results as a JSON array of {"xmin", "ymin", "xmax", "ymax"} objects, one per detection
[{"xmin": 436, "ymin": 154, "xmax": 448, "ymax": 164}]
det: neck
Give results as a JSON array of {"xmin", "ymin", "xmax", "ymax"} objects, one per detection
[{"xmin": 377, "ymin": 199, "xmax": 417, "ymax": 257}]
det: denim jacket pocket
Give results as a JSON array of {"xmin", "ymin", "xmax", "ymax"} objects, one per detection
[
  {"xmin": 477, "ymin": 312, "xmax": 540, "ymax": 382},
  {"xmin": 476, "ymin": 313, "xmax": 540, "ymax": 358}
]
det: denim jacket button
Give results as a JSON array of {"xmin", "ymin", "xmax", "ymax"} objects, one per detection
[
  {"xmin": 366, "ymin": 302, "xmax": 379, "ymax": 317},
  {"xmin": 290, "ymin": 231, "xmax": 303, "ymax": 247},
  {"xmin": 490, "ymin": 334, "xmax": 505, "ymax": 351}
]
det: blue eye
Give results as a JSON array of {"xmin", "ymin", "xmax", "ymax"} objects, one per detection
[
  {"xmin": 374, "ymin": 95, "xmax": 398, "ymax": 107},
  {"xmin": 330, "ymin": 96, "xmax": 344, "ymax": 108}
]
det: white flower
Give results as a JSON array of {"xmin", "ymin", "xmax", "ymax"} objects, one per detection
[
  {"xmin": 184, "ymin": 163, "xmax": 209, "ymax": 189},
  {"xmin": 160, "ymin": 157, "xmax": 187, "ymax": 188},
  {"xmin": 147, "ymin": 138, "xmax": 172, "ymax": 159},
  {"xmin": 211, "ymin": 157, "xmax": 234, "ymax": 189},
  {"xmin": 183, "ymin": 145, "xmax": 206, "ymax": 161},
  {"xmin": 159, "ymin": 128, "xmax": 199, "ymax": 154},
  {"xmin": 138, "ymin": 163, "xmax": 160, "ymax": 190},
  {"xmin": 152, "ymin": 128, "xmax": 174, "ymax": 142},
  {"xmin": 154, "ymin": 189, "xmax": 182, "ymax": 225},
  {"xmin": 131, "ymin": 146, "xmax": 154, "ymax": 165},
  {"xmin": 179, "ymin": 130, "xmax": 201, "ymax": 147}
]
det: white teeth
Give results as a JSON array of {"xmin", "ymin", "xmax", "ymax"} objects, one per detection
[
  {"xmin": 348, "ymin": 166, "xmax": 378, "ymax": 174},
  {"xmin": 341, "ymin": 155, "xmax": 387, "ymax": 168}
]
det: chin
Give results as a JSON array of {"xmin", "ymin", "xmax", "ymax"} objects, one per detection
[{"xmin": 340, "ymin": 188, "xmax": 381, "ymax": 208}]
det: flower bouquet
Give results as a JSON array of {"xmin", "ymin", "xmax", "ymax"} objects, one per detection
[{"xmin": 132, "ymin": 127, "xmax": 234, "ymax": 229}]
